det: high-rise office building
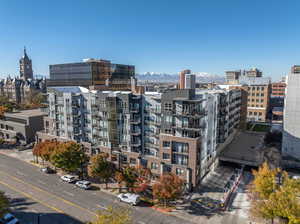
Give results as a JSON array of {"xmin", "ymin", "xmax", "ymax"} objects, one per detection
[
  {"xmin": 226, "ymin": 70, "xmax": 241, "ymax": 84},
  {"xmin": 185, "ymin": 74, "xmax": 196, "ymax": 89},
  {"xmin": 37, "ymin": 87, "xmax": 241, "ymax": 189},
  {"xmin": 179, "ymin": 69, "xmax": 191, "ymax": 89},
  {"xmin": 19, "ymin": 47, "xmax": 33, "ymax": 80},
  {"xmin": 245, "ymin": 68, "xmax": 262, "ymax": 78},
  {"xmin": 291, "ymin": 65, "xmax": 300, "ymax": 74},
  {"xmin": 282, "ymin": 65, "xmax": 300, "ymax": 160},
  {"xmin": 47, "ymin": 59, "xmax": 135, "ymax": 90}
]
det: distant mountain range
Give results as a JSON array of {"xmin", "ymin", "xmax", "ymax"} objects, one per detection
[{"xmin": 136, "ymin": 72, "xmax": 225, "ymax": 83}]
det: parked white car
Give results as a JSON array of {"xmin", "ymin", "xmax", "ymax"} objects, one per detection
[
  {"xmin": 293, "ymin": 175, "xmax": 300, "ymax": 180},
  {"xmin": 60, "ymin": 175, "xmax": 77, "ymax": 183},
  {"xmin": 0, "ymin": 213, "xmax": 19, "ymax": 224},
  {"xmin": 75, "ymin": 180, "xmax": 91, "ymax": 190},
  {"xmin": 117, "ymin": 193, "xmax": 140, "ymax": 205}
]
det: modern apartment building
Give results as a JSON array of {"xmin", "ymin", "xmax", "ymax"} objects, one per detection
[
  {"xmin": 37, "ymin": 87, "xmax": 241, "ymax": 189},
  {"xmin": 47, "ymin": 59, "xmax": 135, "ymax": 91},
  {"xmin": 282, "ymin": 65, "xmax": 300, "ymax": 160}
]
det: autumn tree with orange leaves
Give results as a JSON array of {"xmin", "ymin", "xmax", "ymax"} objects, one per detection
[
  {"xmin": 153, "ymin": 173, "xmax": 184, "ymax": 207},
  {"xmin": 32, "ymin": 140, "xmax": 58, "ymax": 164},
  {"xmin": 0, "ymin": 106, "xmax": 7, "ymax": 118}
]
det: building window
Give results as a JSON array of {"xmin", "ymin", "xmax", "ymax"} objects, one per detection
[
  {"xmin": 164, "ymin": 103, "xmax": 173, "ymax": 111},
  {"xmin": 130, "ymin": 158, "xmax": 136, "ymax": 164},
  {"xmin": 163, "ymin": 141, "xmax": 170, "ymax": 147},
  {"xmin": 172, "ymin": 142, "xmax": 189, "ymax": 153},
  {"xmin": 176, "ymin": 168, "xmax": 184, "ymax": 175},
  {"xmin": 164, "ymin": 129, "xmax": 172, "ymax": 134},
  {"xmin": 163, "ymin": 153, "xmax": 170, "ymax": 160},
  {"xmin": 165, "ymin": 115, "xmax": 172, "ymax": 123},
  {"xmin": 261, "ymin": 87, "xmax": 264, "ymax": 91},
  {"xmin": 249, "ymin": 111, "xmax": 253, "ymax": 115},
  {"xmin": 259, "ymin": 112, "xmax": 262, "ymax": 116},
  {"xmin": 151, "ymin": 162, "xmax": 159, "ymax": 169},
  {"xmin": 261, "ymin": 99, "xmax": 264, "ymax": 102},
  {"xmin": 261, "ymin": 93, "xmax": 264, "ymax": 96},
  {"xmin": 172, "ymin": 154, "xmax": 188, "ymax": 165},
  {"xmin": 254, "ymin": 112, "xmax": 257, "ymax": 115}
]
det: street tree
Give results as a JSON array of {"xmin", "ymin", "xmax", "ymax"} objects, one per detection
[
  {"xmin": 249, "ymin": 162, "xmax": 300, "ymax": 224},
  {"xmin": 0, "ymin": 191, "xmax": 10, "ymax": 218},
  {"xmin": 153, "ymin": 173, "xmax": 184, "ymax": 207},
  {"xmin": 51, "ymin": 142, "xmax": 88, "ymax": 175},
  {"xmin": 32, "ymin": 140, "xmax": 58, "ymax": 163},
  {"xmin": 121, "ymin": 166, "xmax": 139, "ymax": 192},
  {"xmin": 115, "ymin": 171, "xmax": 125, "ymax": 193},
  {"xmin": 0, "ymin": 106, "xmax": 7, "ymax": 118},
  {"xmin": 88, "ymin": 153, "xmax": 115, "ymax": 189},
  {"xmin": 87, "ymin": 206, "xmax": 132, "ymax": 224}
]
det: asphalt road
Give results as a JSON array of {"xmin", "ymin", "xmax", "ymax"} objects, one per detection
[{"xmin": 0, "ymin": 153, "xmax": 192, "ymax": 224}]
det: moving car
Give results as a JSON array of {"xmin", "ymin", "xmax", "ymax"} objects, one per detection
[
  {"xmin": 60, "ymin": 175, "xmax": 77, "ymax": 183},
  {"xmin": 40, "ymin": 167, "xmax": 56, "ymax": 174},
  {"xmin": 117, "ymin": 193, "xmax": 140, "ymax": 205},
  {"xmin": 75, "ymin": 180, "xmax": 91, "ymax": 190},
  {"xmin": 0, "ymin": 213, "xmax": 19, "ymax": 224}
]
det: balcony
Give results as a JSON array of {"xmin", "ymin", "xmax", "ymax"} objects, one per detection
[
  {"xmin": 150, "ymin": 108, "xmax": 161, "ymax": 114},
  {"xmin": 130, "ymin": 107, "xmax": 139, "ymax": 113},
  {"xmin": 130, "ymin": 118, "xmax": 141, "ymax": 124},
  {"xmin": 145, "ymin": 142, "xmax": 159, "ymax": 149},
  {"xmin": 174, "ymin": 109, "xmax": 206, "ymax": 118},
  {"xmin": 130, "ymin": 141, "xmax": 141, "ymax": 147},
  {"xmin": 145, "ymin": 130, "xmax": 159, "ymax": 137},
  {"xmin": 145, "ymin": 120, "xmax": 161, "ymax": 126},
  {"xmin": 131, "ymin": 129, "xmax": 141, "ymax": 136}
]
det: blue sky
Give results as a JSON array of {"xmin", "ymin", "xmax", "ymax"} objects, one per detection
[{"xmin": 0, "ymin": 0, "xmax": 299, "ymax": 80}]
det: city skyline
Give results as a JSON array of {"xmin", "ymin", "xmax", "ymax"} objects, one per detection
[{"xmin": 0, "ymin": 0, "xmax": 300, "ymax": 79}]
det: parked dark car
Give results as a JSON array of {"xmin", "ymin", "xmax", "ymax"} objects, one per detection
[{"xmin": 41, "ymin": 167, "xmax": 56, "ymax": 174}]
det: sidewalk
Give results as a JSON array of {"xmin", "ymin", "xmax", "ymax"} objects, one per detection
[{"xmin": 168, "ymin": 166, "xmax": 236, "ymax": 223}]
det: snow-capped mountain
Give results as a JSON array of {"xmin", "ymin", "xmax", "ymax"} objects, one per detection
[{"xmin": 136, "ymin": 72, "xmax": 225, "ymax": 83}]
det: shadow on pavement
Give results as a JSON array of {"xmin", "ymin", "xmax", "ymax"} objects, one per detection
[
  {"xmin": 10, "ymin": 197, "xmax": 37, "ymax": 211},
  {"xmin": 177, "ymin": 196, "xmax": 224, "ymax": 218},
  {"xmin": 13, "ymin": 211, "xmax": 84, "ymax": 224}
]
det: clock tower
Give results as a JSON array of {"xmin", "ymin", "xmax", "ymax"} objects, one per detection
[{"xmin": 19, "ymin": 47, "xmax": 33, "ymax": 80}]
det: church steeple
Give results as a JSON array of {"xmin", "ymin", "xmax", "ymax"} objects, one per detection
[{"xmin": 19, "ymin": 47, "xmax": 33, "ymax": 80}]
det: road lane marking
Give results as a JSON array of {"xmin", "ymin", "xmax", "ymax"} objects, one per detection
[
  {"xmin": 16, "ymin": 171, "xmax": 27, "ymax": 176},
  {"xmin": 37, "ymin": 180, "xmax": 46, "ymax": 185},
  {"xmin": 96, "ymin": 204, "xmax": 106, "ymax": 209},
  {"xmin": 63, "ymin": 190, "xmax": 74, "ymax": 197},
  {"xmin": 0, "ymin": 170, "xmax": 97, "ymax": 217},
  {"xmin": 0, "ymin": 180, "xmax": 64, "ymax": 214}
]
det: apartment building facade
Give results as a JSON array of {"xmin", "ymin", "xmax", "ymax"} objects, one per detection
[{"xmin": 37, "ymin": 87, "xmax": 241, "ymax": 189}]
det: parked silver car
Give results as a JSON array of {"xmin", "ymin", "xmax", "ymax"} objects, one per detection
[{"xmin": 75, "ymin": 180, "xmax": 91, "ymax": 190}]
